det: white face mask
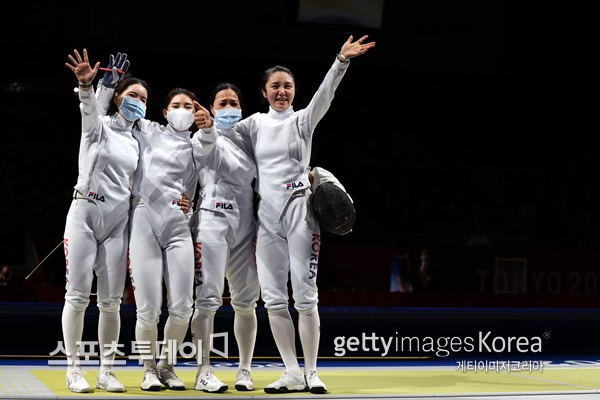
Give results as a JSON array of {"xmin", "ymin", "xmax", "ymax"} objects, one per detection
[{"xmin": 166, "ymin": 108, "xmax": 195, "ymax": 131}]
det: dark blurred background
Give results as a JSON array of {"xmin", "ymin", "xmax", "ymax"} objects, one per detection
[{"xmin": 2, "ymin": 0, "xmax": 600, "ymax": 306}]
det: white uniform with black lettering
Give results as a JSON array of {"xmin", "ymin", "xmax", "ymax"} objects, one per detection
[
  {"xmin": 62, "ymin": 86, "xmax": 138, "ymax": 371},
  {"xmin": 190, "ymin": 123, "xmax": 259, "ymax": 372},
  {"xmin": 95, "ymin": 84, "xmax": 198, "ymax": 368},
  {"xmin": 235, "ymin": 58, "xmax": 349, "ymax": 375},
  {"xmin": 127, "ymin": 119, "xmax": 198, "ymax": 366}
]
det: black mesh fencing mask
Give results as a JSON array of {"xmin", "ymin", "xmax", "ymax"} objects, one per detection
[{"xmin": 311, "ymin": 182, "xmax": 356, "ymax": 235}]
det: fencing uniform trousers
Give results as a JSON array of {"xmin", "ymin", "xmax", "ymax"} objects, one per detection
[
  {"xmin": 128, "ymin": 204, "xmax": 194, "ymax": 367},
  {"xmin": 62, "ymin": 199, "xmax": 129, "ymax": 371},
  {"xmin": 192, "ymin": 209, "xmax": 259, "ymax": 371},
  {"xmin": 256, "ymin": 196, "xmax": 321, "ymax": 374}
]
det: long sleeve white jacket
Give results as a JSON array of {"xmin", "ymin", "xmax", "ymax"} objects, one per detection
[
  {"xmin": 132, "ymin": 120, "xmax": 198, "ymax": 237},
  {"xmin": 191, "ymin": 123, "xmax": 256, "ymax": 228},
  {"xmin": 74, "ymin": 87, "xmax": 138, "ymax": 224},
  {"xmin": 235, "ymin": 58, "xmax": 349, "ymax": 222},
  {"xmin": 94, "ymin": 83, "xmax": 197, "ymax": 237}
]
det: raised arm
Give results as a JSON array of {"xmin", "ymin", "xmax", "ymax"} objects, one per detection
[
  {"xmin": 96, "ymin": 52, "xmax": 130, "ymax": 115},
  {"xmin": 302, "ymin": 35, "xmax": 376, "ymax": 133},
  {"xmin": 100, "ymin": 52, "xmax": 130, "ymax": 89},
  {"xmin": 65, "ymin": 48, "xmax": 100, "ymax": 87},
  {"xmin": 65, "ymin": 48, "xmax": 100, "ymax": 133},
  {"xmin": 337, "ymin": 34, "xmax": 376, "ymax": 62}
]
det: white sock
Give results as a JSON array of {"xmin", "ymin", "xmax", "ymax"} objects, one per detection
[
  {"xmin": 157, "ymin": 315, "xmax": 190, "ymax": 368},
  {"xmin": 267, "ymin": 308, "xmax": 300, "ymax": 374},
  {"xmin": 61, "ymin": 302, "xmax": 84, "ymax": 373},
  {"xmin": 234, "ymin": 311, "xmax": 257, "ymax": 370},
  {"xmin": 135, "ymin": 321, "xmax": 157, "ymax": 370},
  {"xmin": 190, "ymin": 310, "xmax": 215, "ymax": 374},
  {"xmin": 98, "ymin": 309, "xmax": 120, "ymax": 372},
  {"xmin": 298, "ymin": 307, "xmax": 320, "ymax": 371}
]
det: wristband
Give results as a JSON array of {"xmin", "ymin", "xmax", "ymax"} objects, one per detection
[
  {"xmin": 78, "ymin": 81, "xmax": 93, "ymax": 89},
  {"xmin": 336, "ymin": 52, "xmax": 349, "ymax": 63}
]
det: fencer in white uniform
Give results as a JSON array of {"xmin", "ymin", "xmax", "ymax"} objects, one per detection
[
  {"xmin": 97, "ymin": 86, "xmax": 199, "ymax": 391},
  {"xmin": 188, "ymin": 83, "xmax": 259, "ymax": 393},
  {"xmin": 62, "ymin": 49, "xmax": 142, "ymax": 393},
  {"xmin": 129, "ymin": 90, "xmax": 199, "ymax": 391},
  {"xmin": 235, "ymin": 35, "xmax": 375, "ymax": 394}
]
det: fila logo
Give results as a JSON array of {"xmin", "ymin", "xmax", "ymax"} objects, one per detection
[
  {"xmin": 216, "ymin": 202, "xmax": 234, "ymax": 210},
  {"xmin": 87, "ymin": 192, "xmax": 105, "ymax": 202},
  {"xmin": 172, "ymin": 200, "xmax": 180, "ymax": 206},
  {"xmin": 286, "ymin": 181, "xmax": 304, "ymax": 190}
]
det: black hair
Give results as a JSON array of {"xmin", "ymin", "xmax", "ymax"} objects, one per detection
[
  {"xmin": 163, "ymin": 87, "xmax": 199, "ymax": 134},
  {"xmin": 106, "ymin": 75, "xmax": 151, "ymax": 118},
  {"xmin": 209, "ymin": 82, "xmax": 243, "ymax": 109},
  {"xmin": 259, "ymin": 65, "xmax": 296, "ymax": 106},
  {"xmin": 163, "ymin": 87, "xmax": 199, "ymax": 110}
]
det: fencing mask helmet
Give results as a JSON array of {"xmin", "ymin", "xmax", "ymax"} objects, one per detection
[{"xmin": 311, "ymin": 182, "xmax": 356, "ymax": 235}]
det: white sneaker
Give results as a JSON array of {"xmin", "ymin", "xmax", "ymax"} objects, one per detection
[
  {"xmin": 66, "ymin": 369, "xmax": 91, "ymax": 393},
  {"xmin": 141, "ymin": 368, "xmax": 162, "ymax": 391},
  {"xmin": 305, "ymin": 369, "xmax": 327, "ymax": 394},
  {"xmin": 235, "ymin": 368, "xmax": 254, "ymax": 391},
  {"xmin": 96, "ymin": 370, "xmax": 125, "ymax": 392},
  {"xmin": 157, "ymin": 364, "xmax": 186, "ymax": 390},
  {"xmin": 195, "ymin": 367, "xmax": 228, "ymax": 392},
  {"xmin": 264, "ymin": 370, "xmax": 306, "ymax": 393}
]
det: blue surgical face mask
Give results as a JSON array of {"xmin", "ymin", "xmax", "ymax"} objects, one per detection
[
  {"xmin": 119, "ymin": 96, "xmax": 146, "ymax": 122},
  {"xmin": 215, "ymin": 108, "xmax": 242, "ymax": 130}
]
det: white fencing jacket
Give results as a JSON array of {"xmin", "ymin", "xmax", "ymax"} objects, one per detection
[{"xmin": 235, "ymin": 58, "xmax": 349, "ymax": 222}]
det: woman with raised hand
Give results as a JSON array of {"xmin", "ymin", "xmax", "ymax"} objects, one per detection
[
  {"xmin": 95, "ymin": 61, "xmax": 199, "ymax": 391},
  {"xmin": 235, "ymin": 34, "xmax": 375, "ymax": 394},
  {"xmin": 62, "ymin": 48, "xmax": 145, "ymax": 393}
]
